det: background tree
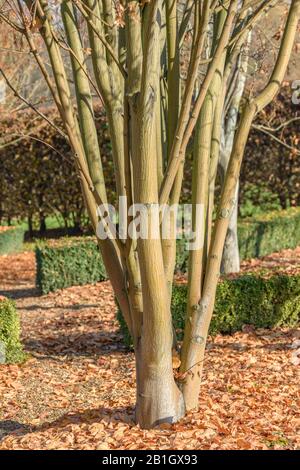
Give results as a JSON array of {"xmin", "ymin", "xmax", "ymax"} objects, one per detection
[
  {"xmin": 1, "ymin": 0, "xmax": 299, "ymax": 428},
  {"xmin": 219, "ymin": 28, "xmax": 251, "ymax": 274},
  {"xmin": 219, "ymin": 1, "xmax": 300, "ymax": 273}
]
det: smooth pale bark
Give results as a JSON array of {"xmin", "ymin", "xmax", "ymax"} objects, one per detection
[
  {"xmin": 181, "ymin": 94, "xmax": 214, "ymax": 363},
  {"xmin": 180, "ymin": 7, "xmax": 228, "ymax": 410},
  {"xmin": 166, "ymin": 0, "xmax": 180, "ymax": 155},
  {"xmin": 84, "ymin": 0, "xmax": 126, "ymax": 200},
  {"xmin": 161, "ymin": 0, "xmax": 180, "ymax": 300},
  {"xmin": 61, "ymin": 0, "xmax": 107, "ymax": 201},
  {"xmin": 220, "ymin": 30, "xmax": 252, "ymax": 274},
  {"xmin": 159, "ymin": 0, "xmax": 238, "ymax": 206},
  {"xmin": 220, "ymin": 183, "xmax": 240, "ymax": 273},
  {"xmin": 33, "ymin": 0, "xmax": 132, "ymax": 332},
  {"xmin": 130, "ymin": 1, "xmax": 184, "ymax": 428}
]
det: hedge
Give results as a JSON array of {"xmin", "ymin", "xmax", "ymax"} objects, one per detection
[
  {"xmin": 1, "ymin": 90, "xmax": 298, "ymax": 233},
  {"xmin": 118, "ymin": 274, "xmax": 300, "ymax": 348},
  {"xmin": 0, "ymin": 226, "xmax": 24, "ymax": 255},
  {"xmin": 0, "ymin": 297, "xmax": 26, "ymax": 363},
  {"xmin": 238, "ymin": 206, "xmax": 300, "ymax": 260},
  {"xmin": 36, "ymin": 237, "xmax": 107, "ymax": 294},
  {"xmin": 175, "ymin": 207, "xmax": 300, "ymax": 273},
  {"xmin": 35, "ymin": 207, "xmax": 300, "ymax": 293}
]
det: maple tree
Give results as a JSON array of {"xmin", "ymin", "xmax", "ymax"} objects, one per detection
[{"xmin": 0, "ymin": 0, "xmax": 299, "ymax": 429}]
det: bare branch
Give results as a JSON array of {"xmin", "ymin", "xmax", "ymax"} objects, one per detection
[{"xmin": 0, "ymin": 67, "xmax": 67, "ymax": 138}]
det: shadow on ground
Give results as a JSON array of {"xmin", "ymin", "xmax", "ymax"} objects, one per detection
[
  {"xmin": 0, "ymin": 287, "xmax": 39, "ymax": 300},
  {"xmin": 23, "ymin": 331, "xmax": 127, "ymax": 357},
  {"xmin": 0, "ymin": 406, "xmax": 134, "ymax": 442}
]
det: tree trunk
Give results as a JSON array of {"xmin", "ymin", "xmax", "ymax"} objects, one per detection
[
  {"xmin": 221, "ymin": 183, "xmax": 240, "ymax": 273},
  {"xmin": 219, "ymin": 30, "xmax": 251, "ymax": 274},
  {"xmin": 135, "ymin": 340, "xmax": 184, "ymax": 428},
  {"xmin": 27, "ymin": 215, "xmax": 33, "ymax": 238},
  {"xmin": 126, "ymin": 1, "xmax": 185, "ymax": 428},
  {"xmin": 39, "ymin": 215, "xmax": 46, "ymax": 234}
]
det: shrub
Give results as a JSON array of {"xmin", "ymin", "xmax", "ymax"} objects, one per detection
[
  {"xmin": 238, "ymin": 207, "xmax": 300, "ymax": 259},
  {"xmin": 0, "ymin": 297, "xmax": 26, "ymax": 363},
  {"xmin": 239, "ymin": 183, "xmax": 281, "ymax": 218},
  {"xmin": 35, "ymin": 207, "xmax": 300, "ymax": 293},
  {"xmin": 0, "ymin": 226, "xmax": 24, "ymax": 255},
  {"xmin": 118, "ymin": 274, "xmax": 300, "ymax": 348},
  {"xmin": 175, "ymin": 207, "xmax": 300, "ymax": 272},
  {"xmin": 36, "ymin": 237, "xmax": 107, "ymax": 294}
]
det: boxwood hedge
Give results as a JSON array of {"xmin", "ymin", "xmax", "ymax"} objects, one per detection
[
  {"xmin": 118, "ymin": 274, "xmax": 300, "ymax": 348},
  {"xmin": 238, "ymin": 207, "xmax": 300, "ymax": 260},
  {"xmin": 35, "ymin": 207, "xmax": 300, "ymax": 293},
  {"xmin": 175, "ymin": 207, "xmax": 300, "ymax": 272},
  {"xmin": 0, "ymin": 227, "xmax": 24, "ymax": 255},
  {"xmin": 0, "ymin": 298, "xmax": 26, "ymax": 364},
  {"xmin": 36, "ymin": 237, "xmax": 107, "ymax": 294}
]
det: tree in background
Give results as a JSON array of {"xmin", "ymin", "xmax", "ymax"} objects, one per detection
[
  {"xmin": 1, "ymin": 0, "xmax": 299, "ymax": 428},
  {"xmin": 218, "ymin": 26, "xmax": 251, "ymax": 273},
  {"xmin": 219, "ymin": 1, "xmax": 300, "ymax": 273}
]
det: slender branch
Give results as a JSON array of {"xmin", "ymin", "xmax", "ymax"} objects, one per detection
[
  {"xmin": 159, "ymin": 0, "xmax": 238, "ymax": 206},
  {"xmin": 0, "ymin": 133, "xmax": 70, "ymax": 159},
  {"xmin": 0, "ymin": 11, "xmax": 25, "ymax": 32},
  {"xmin": 255, "ymin": 116, "xmax": 300, "ymax": 132},
  {"xmin": 253, "ymin": 124, "xmax": 300, "ymax": 154},
  {"xmin": 0, "ymin": 67, "xmax": 67, "ymax": 138},
  {"xmin": 73, "ymin": 0, "xmax": 127, "ymax": 79},
  {"xmin": 53, "ymin": 32, "xmax": 105, "ymax": 106}
]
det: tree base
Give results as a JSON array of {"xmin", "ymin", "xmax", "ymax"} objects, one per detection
[{"xmin": 135, "ymin": 356, "xmax": 185, "ymax": 429}]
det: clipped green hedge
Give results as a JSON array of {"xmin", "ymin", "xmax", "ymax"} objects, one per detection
[
  {"xmin": 0, "ymin": 298, "xmax": 26, "ymax": 363},
  {"xmin": 35, "ymin": 207, "xmax": 300, "ymax": 293},
  {"xmin": 238, "ymin": 207, "xmax": 300, "ymax": 260},
  {"xmin": 0, "ymin": 227, "xmax": 24, "ymax": 255},
  {"xmin": 175, "ymin": 207, "xmax": 300, "ymax": 272},
  {"xmin": 118, "ymin": 274, "xmax": 300, "ymax": 348},
  {"xmin": 36, "ymin": 237, "xmax": 107, "ymax": 294}
]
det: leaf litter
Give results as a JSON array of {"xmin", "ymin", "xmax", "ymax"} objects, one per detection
[{"xmin": 0, "ymin": 249, "xmax": 299, "ymax": 450}]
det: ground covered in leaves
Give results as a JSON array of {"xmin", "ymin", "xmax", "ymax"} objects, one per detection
[{"xmin": 0, "ymin": 248, "xmax": 299, "ymax": 450}]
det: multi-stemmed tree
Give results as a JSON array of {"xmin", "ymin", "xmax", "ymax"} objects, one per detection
[{"xmin": 1, "ymin": 0, "xmax": 299, "ymax": 428}]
